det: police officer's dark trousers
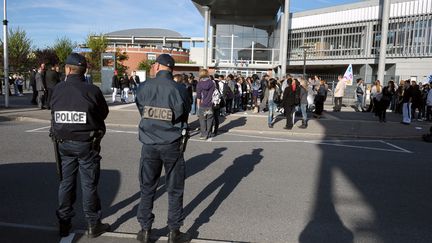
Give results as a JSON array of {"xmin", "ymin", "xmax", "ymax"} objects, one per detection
[
  {"xmin": 57, "ymin": 140, "xmax": 102, "ymax": 225},
  {"xmin": 137, "ymin": 141, "xmax": 185, "ymax": 230}
]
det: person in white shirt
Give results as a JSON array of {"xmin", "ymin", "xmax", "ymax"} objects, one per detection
[{"xmin": 333, "ymin": 75, "xmax": 347, "ymax": 112}]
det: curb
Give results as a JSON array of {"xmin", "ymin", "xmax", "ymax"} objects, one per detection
[{"xmin": 227, "ymin": 128, "xmax": 422, "ymax": 140}]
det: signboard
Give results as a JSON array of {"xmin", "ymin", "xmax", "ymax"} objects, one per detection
[
  {"xmin": 72, "ymin": 47, "xmax": 92, "ymax": 53},
  {"xmin": 100, "ymin": 53, "xmax": 116, "ymax": 94}
]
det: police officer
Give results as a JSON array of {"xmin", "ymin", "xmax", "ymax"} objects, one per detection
[
  {"xmin": 50, "ymin": 53, "xmax": 110, "ymax": 238},
  {"xmin": 135, "ymin": 54, "xmax": 191, "ymax": 243}
]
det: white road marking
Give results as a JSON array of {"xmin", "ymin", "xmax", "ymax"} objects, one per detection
[
  {"xmin": 109, "ymin": 103, "xmax": 136, "ymax": 110},
  {"xmin": 59, "ymin": 233, "xmax": 75, "ymax": 243},
  {"xmin": 25, "ymin": 127, "xmax": 412, "ymax": 153},
  {"xmin": 25, "ymin": 126, "xmax": 51, "ymax": 132},
  {"xmin": 106, "ymin": 129, "xmax": 138, "ymax": 134},
  {"xmin": 380, "ymin": 141, "xmax": 413, "ymax": 153}
]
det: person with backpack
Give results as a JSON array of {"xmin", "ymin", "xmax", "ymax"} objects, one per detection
[
  {"xmin": 282, "ymin": 78, "xmax": 301, "ymax": 130},
  {"xmin": 313, "ymin": 79, "xmax": 328, "ymax": 119},
  {"xmin": 211, "ymin": 76, "xmax": 224, "ymax": 136},
  {"xmin": 196, "ymin": 69, "xmax": 215, "ymax": 140}
]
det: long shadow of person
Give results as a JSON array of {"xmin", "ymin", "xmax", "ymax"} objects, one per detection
[
  {"xmin": 0, "ymin": 162, "xmax": 120, "ymax": 240},
  {"xmin": 299, "ymin": 158, "xmax": 354, "ymax": 243},
  {"xmin": 217, "ymin": 117, "xmax": 247, "ymax": 134},
  {"xmin": 183, "ymin": 148, "xmax": 263, "ymax": 239},
  {"xmin": 109, "ymin": 148, "xmax": 227, "ymax": 231}
]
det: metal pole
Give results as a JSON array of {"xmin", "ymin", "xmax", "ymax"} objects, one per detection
[
  {"xmin": 281, "ymin": 0, "xmax": 290, "ymax": 78},
  {"xmin": 230, "ymin": 33, "xmax": 234, "ymax": 64},
  {"xmin": 251, "ymin": 41, "xmax": 254, "ymax": 64},
  {"xmin": 303, "ymin": 49, "xmax": 306, "ymax": 78},
  {"xmin": 203, "ymin": 6, "xmax": 210, "ymax": 69},
  {"xmin": 377, "ymin": 0, "xmax": 391, "ymax": 83},
  {"xmin": 3, "ymin": 0, "xmax": 9, "ymax": 107},
  {"xmin": 278, "ymin": 10, "xmax": 285, "ymax": 78}
]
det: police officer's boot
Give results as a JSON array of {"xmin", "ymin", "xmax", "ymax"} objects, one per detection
[
  {"xmin": 167, "ymin": 229, "xmax": 191, "ymax": 243},
  {"xmin": 87, "ymin": 221, "xmax": 110, "ymax": 238},
  {"xmin": 137, "ymin": 229, "xmax": 152, "ymax": 243},
  {"xmin": 58, "ymin": 219, "xmax": 72, "ymax": 237}
]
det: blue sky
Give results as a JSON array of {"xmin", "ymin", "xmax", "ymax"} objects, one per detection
[{"xmin": 1, "ymin": 0, "xmax": 361, "ymax": 48}]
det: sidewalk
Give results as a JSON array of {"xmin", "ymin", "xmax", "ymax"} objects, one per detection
[{"xmin": 1, "ymin": 93, "xmax": 430, "ymax": 140}]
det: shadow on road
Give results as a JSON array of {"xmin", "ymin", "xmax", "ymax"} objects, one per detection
[
  {"xmin": 183, "ymin": 148, "xmax": 263, "ymax": 238},
  {"xmin": 108, "ymin": 147, "xmax": 228, "ymax": 234},
  {"xmin": 299, "ymin": 116, "xmax": 432, "ymax": 243},
  {"xmin": 0, "ymin": 162, "xmax": 120, "ymax": 231}
]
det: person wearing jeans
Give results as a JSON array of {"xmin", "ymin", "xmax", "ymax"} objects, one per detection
[
  {"xmin": 196, "ymin": 69, "xmax": 215, "ymax": 139},
  {"xmin": 264, "ymin": 78, "xmax": 280, "ymax": 128},
  {"xmin": 298, "ymin": 79, "xmax": 309, "ymax": 129}
]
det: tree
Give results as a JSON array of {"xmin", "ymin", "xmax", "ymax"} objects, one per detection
[
  {"xmin": 53, "ymin": 37, "xmax": 73, "ymax": 66},
  {"xmin": 138, "ymin": 59, "xmax": 155, "ymax": 73},
  {"xmin": 85, "ymin": 34, "xmax": 107, "ymax": 71},
  {"xmin": 8, "ymin": 28, "xmax": 32, "ymax": 72},
  {"xmin": 31, "ymin": 48, "xmax": 59, "ymax": 68},
  {"xmin": 115, "ymin": 49, "xmax": 128, "ymax": 76}
]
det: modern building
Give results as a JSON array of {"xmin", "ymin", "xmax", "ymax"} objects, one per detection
[
  {"xmin": 103, "ymin": 28, "xmax": 204, "ymax": 73},
  {"xmin": 192, "ymin": 0, "xmax": 432, "ymax": 83}
]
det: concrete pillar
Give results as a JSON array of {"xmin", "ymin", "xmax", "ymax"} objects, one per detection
[
  {"xmin": 359, "ymin": 64, "xmax": 373, "ymax": 84},
  {"xmin": 162, "ymin": 36, "xmax": 166, "ymax": 47},
  {"xmin": 281, "ymin": 0, "xmax": 290, "ymax": 78},
  {"xmin": 377, "ymin": 0, "xmax": 391, "ymax": 83},
  {"xmin": 203, "ymin": 6, "xmax": 210, "ymax": 69}
]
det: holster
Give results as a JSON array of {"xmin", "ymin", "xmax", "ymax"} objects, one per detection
[
  {"xmin": 89, "ymin": 130, "xmax": 105, "ymax": 153},
  {"xmin": 49, "ymin": 133, "xmax": 63, "ymax": 181},
  {"xmin": 179, "ymin": 129, "xmax": 190, "ymax": 153}
]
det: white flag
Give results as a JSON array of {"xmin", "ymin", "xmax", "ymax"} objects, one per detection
[{"xmin": 343, "ymin": 64, "xmax": 354, "ymax": 86}]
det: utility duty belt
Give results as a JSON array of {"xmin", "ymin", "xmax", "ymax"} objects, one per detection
[{"xmin": 50, "ymin": 130, "xmax": 105, "ymax": 181}]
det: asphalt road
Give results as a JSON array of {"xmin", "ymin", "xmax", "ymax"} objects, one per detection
[{"xmin": 0, "ymin": 117, "xmax": 431, "ymax": 243}]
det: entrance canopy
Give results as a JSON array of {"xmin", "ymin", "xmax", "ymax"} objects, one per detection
[{"xmin": 192, "ymin": 0, "xmax": 282, "ymax": 29}]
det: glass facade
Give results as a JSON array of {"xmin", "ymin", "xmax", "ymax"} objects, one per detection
[
  {"xmin": 288, "ymin": 15, "xmax": 432, "ymax": 60},
  {"xmin": 213, "ymin": 24, "xmax": 279, "ymax": 64}
]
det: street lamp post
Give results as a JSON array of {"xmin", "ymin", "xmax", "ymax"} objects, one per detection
[
  {"xmin": 3, "ymin": 0, "xmax": 9, "ymax": 107},
  {"xmin": 300, "ymin": 45, "xmax": 313, "ymax": 78}
]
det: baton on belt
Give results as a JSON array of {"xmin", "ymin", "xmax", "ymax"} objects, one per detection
[{"xmin": 50, "ymin": 134, "xmax": 63, "ymax": 181}]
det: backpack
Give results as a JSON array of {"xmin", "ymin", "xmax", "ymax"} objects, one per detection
[{"xmin": 212, "ymin": 81, "xmax": 224, "ymax": 109}]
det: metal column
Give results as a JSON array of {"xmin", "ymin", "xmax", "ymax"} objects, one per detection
[
  {"xmin": 203, "ymin": 6, "xmax": 210, "ymax": 69},
  {"xmin": 281, "ymin": 0, "xmax": 290, "ymax": 78},
  {"xmin": 278, "ymin": 11, "xmax": 285, "ymax": 78},
  {"xmin": 377, "ymin": 0, "xmax": 391, "ymax": 83},
  {"xmin": 3, "ymin": 0, "xmax": 9, "ymax": 107}
]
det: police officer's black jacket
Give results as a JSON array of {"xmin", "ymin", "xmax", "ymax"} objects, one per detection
[
  {"xmin": 50, "ymin": 74, "xmax": 109, "ymax": 141},
  {"xmin": 136, "ymin": 70, "xmax": 191, "ymax": 145}
]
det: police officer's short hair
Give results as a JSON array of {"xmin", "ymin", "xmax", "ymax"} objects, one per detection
[{"xmin": 65, "ymin": 53, "xmax": 87, "ymax": 75}]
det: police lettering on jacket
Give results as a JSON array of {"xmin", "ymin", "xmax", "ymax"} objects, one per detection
[
  {"xmin": 54, "ymin": 111, "xmax": 87, "ymax": 124},
  {"xmin": 142, "ymin": 106, "xmax": 173, "ymax": 121}
]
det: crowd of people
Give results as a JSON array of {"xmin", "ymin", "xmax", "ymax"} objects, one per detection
[
  {"xmin": 357, "ymin": 78, "xmax": 432, "ymax": 124},
  {"xmin": 164, "ymin": 70, "xmax": 432, "ymax": 140},
  {"xmin": 167, "ymin": 71, "xmax": 336, "ymax": 139},
  {"xmin": 111, "ymin": 70, "xmax": 140, "ymax": 103}
]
